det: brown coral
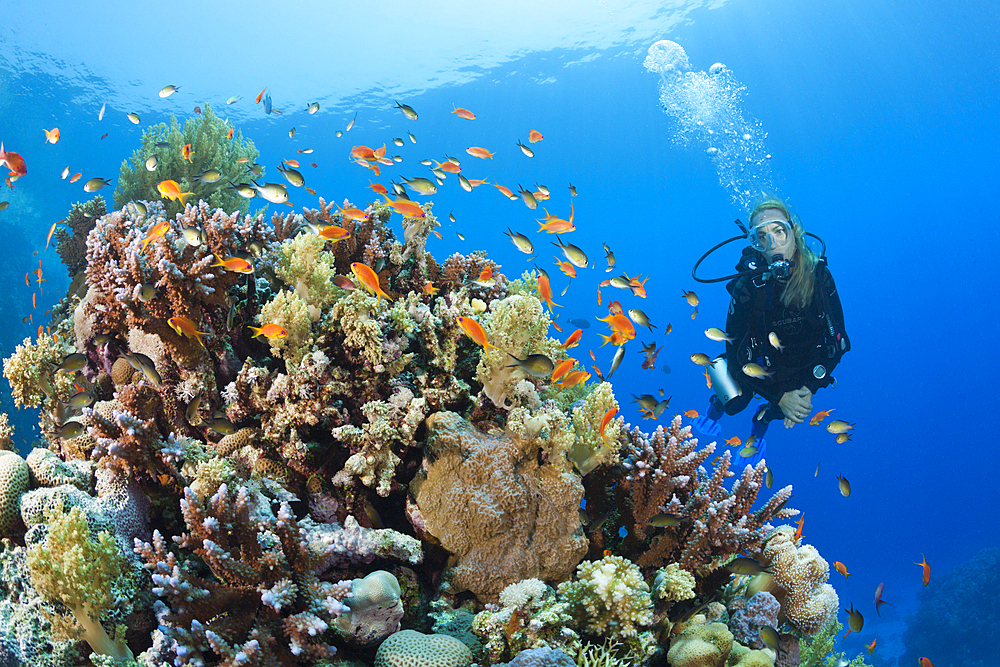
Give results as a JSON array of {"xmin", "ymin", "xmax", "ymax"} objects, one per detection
[
  {"xmin": 757, "ymin": 527, "xmax": 839, "ymax": 636},
  {"xmin": 414, "ymin": 411, "xmax": 588, "ymax": 603}
]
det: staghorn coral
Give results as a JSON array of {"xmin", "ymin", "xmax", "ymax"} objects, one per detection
[
  {"xmin": 616, "ymin": 416, "xmax": 796, "ymax": 575},
  {"xmin": 414, "ymin": 411, "xmax": 588, "ymax": 603},
  {"xmin": 113, "ymin": 103, "xmax": 260, "ymax": 218},
  {"xmin": 134, "ymin": 483, "xmax": 351, "ymax": 665},
  {"xmin": 82, "ymin": 199, "xmax": 272, "ymax": 368}
]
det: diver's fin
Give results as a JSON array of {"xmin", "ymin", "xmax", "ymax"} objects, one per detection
[{"xmin": 691, "ymin": 415, "xmax": 722, "ymax": 437}]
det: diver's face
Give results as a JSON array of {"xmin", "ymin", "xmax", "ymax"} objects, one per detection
[{"xmin": 752, "ymin": 209, "xmax": 796, "ymax": 262}]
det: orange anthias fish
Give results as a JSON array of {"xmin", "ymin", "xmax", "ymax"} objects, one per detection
[
  {"xmin": 182, "ymin": 143, "xmax": 194, "ymax": 163},
  {"xmin": 629, "ymin": 275, "xmax": 650, "ymax": 298},
  {"xmin": 141, "ymin": 220, "xmax": 170, "ymax": 252},
  {"xmin": 318, "ymin": 225, "xmax": 351, "ymax": 242},
  {"xmin": 43, "ymin": 128, "xmax": 60, "ymax": 144},
  {"xmin": 600, "ymin": 407, "xmax": 617, "ymax": 447},
  {"xmin": 865, "ymin": 639, "xmax": 876, "ymax": 655},
  {"xmin": 537, "ymin": 273, "xmax": 560, "ymax": 311},
  {"xmin": 554, "ymin": 258, "xmax": 576, "ymax": 278},
  {"xmin": 168, "ymin": 316, "xmax": 210, "ymax": 347},
  {"xmin": 210, "ymin": 255, "xmax": 254, "ymax": 274},
  {"xmin": 725, "ymin": 436, "xmax": 741, "ymax": 447},
  {"xmin": 528, "ymin": 130, "xmax": 543, "ymax": 143},
  {"xmin": 256, "ymin": 87, "xmax": 267, "ymax": 103},
  {"xmin": 809, "ymin": 408, "xmax": 835, "ymax": 425},
  {"xmin": 551, "ymin": 358, "xmax": 575, "ymax": 382},
  {"xmin": 452, "ymin": 105, "xmax": 476, "ymax": 120},
  {"xmin": 433, "ymin": 159, "xmax": 462, "ymax": 174},
  {"xmin": 561, "ymin": 329, "xmax": 583, "ymax": 349},
  {"xmin": 422, "ymin": 281, "xmax": 439, "ymax": 296},
  {"xmin": 337, "ymin": 204, "xmax": 368, "ymax": 222},
  {"xmin": 247, "ymin": 323, "xmax": 287, "ymax": 339},
  {"xmin": 557, "ymin": 369, "xmax": 590, "ymax": 390},
  {"xmin": 915, "ymin": 554, "xmax": 931, "ymax": 586},
  {"xmin": 46, "ymin": 220, "xmax": 59, "ymax": 249},
  {"xmin": 383, "ymin": 197, "xmax": 425, "ymax": 219},
  {"xmin": 834, "ymin": 561, "xmax": 851, "ymax": 579},
  {"xmin": 466, "ymin": 146, "xmax": 494, "ymax": 160},
  {"xmin": 536, "ymin": 204, "xmax": 575, "ymax": 233},
  {"xmin": 0, "ymin": 143, "xmax": 28, "ymax": 179},
  {"xmin": 607, "ymin": 300, "xmax": 624, "ymax": 316},
  {"xmin": 351, "ymin": 262, "xmax": 391, "ymax": 305},
  {"xmin": 598, "ymin": 332, "xmax": 628, "ymax": 348},
  {"xmin": 69, "ymin": 172, "xmax": 82, "ymax": 183},
  {"xmin": 918, "ymin": 659, "xmax": 934, "ymax": 667},
  {"xmin": 795, "ymin": 514, "xmax": 805, "ymax": 540},
  {"xmin": 456, "ymin": 316, "xmax": 501, "ymax": 357},
  {"xmin": 227, "ymin": 128, "xmax": 234, "ymax": 139},
  {"xmin": 683, "ymin": 410, "xmax": 699, "ymax": 419},
  {"xmin": 493, "ymin": 183, "xmax": 516, "ymax": 199},
  {"xmin": 596, "ymin": 313, "xmax": 636, "ymax": 340},
  {"xmin": 157, "ymin": 179, "xmax": 196, "ymax": 205},
  {"xmin": 367, "ymin": 180, "xmax": 388, "ymax": 196}
]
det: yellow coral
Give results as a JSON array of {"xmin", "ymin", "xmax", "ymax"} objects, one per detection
[
  {"xmin": 27, "ymin": 505, "xmax": 134, "ymax": 661},
  {"xmin": 328, "ymin": 289, "xmax": 387, "ymax": 368},
  {"xmin": 259, "ymin": 289, "xmax": 315, "ymax": 367},
  {"xmin": 569, "ymin": 381, "xmax": 622, "ymax": 475},
  {"xmin": 477, "ymin": 294, "xmax": 562, "ymax": 410},
  {"xmin": 275, "ymin": 231, "xmax": 338, "ymax": 318},
  {"xmin": 667, "ymin": 622, "xmax": 734, "ymax": 667},
  {"xmin": 558, "ymin": 555, "xmax": 654, "ymax": 639},
  {"xmin": 654, "ymin": 563, "xmax": 697, "ymax": 603},
  {"xmin": 761, "ymin": 527, "xmax": 839, "ymax": 636},
  {"xmin": 3, "ymin": 333, "xmax": 75, "ymax": 409}
]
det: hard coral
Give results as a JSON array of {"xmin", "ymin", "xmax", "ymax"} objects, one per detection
[
  {"xmin": 414, "ymin": 411, "xmax": 588, "ymax": 603},
  {"xmin": 557, "ymin": 555, "xmax": 654, "ymax": 640},
  {"xmin": 0, "ymin": 450, "xmax": 29, "ymax": 535},
  {"xmin": 54, "ymin": 195, "xmax": 107, "ymax": 280},
  {"xmin": 568, "ymin": 381, "xmax": 623, "ymax": 475},
  {"xmin": 374, "ymin": 629, "xmax": 474, "ymax": 667},
  {"xmin": 617, "ymin": 416, "xmax": 796, "ymax": 575},
  {"xmin": 755, "ymin": 527, "xmax": 838, "ymax": 636}
]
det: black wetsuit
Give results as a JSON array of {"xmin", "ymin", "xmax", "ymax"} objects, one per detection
[{"xmin": 720, "ymin": 258, "xmax": 850, "ymax": 418}]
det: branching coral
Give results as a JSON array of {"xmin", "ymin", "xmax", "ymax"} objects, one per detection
[
  {"xmin": 617, "ymin": 416, "xmax": 796, "ymax": 575},
  {"xmin": 113, "ymin": 103, "xmax": 260, "ymax": 218},
  {"xmin": 134, "ymin": 483, "xmax": 351, "ymax": 665}
]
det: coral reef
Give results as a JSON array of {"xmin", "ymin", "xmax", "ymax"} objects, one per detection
[{"xmin": 616, "ymin": 416, "xmax": 796, "ymax": 575}]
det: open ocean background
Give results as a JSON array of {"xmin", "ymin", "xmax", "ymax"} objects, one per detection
[{"xmin": 1, "ymin": 1, "xmax": 997, "ymax": 664}]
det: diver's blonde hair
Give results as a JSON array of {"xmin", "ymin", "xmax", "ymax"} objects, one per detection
[{"xmin": 749, "ymin": 196, "xmax": 817, "ymax": 310}]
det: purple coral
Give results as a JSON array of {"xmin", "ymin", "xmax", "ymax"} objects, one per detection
[{"xmin": 730, "ymin": 591, "xmax": 781, "ymax": 649}]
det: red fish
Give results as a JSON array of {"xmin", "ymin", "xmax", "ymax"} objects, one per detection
[
  {"xmin": 865, "ymin": 639, "xmax": 876, "ymax": 655},
  {"xmin": 918, "ymin": 658, "xmax": 935, "ymax": 667},
  {"xmin": 600, "ymin": 407, "xmax": 617, "ymax": 448},
  {"xmin": 43, "ymin": 128, "xmax": 60, "ymax": 144},
  {"xmin": 456, "ymin": 316, "xmax": 501, "ymax": 357},
  {"xmin": 466, "ymin": 146, "xmax": 494, "ymax": 160},
  {"xmin": 256, "ymin": 87, "xmax": 267, "ymax": 103},
  {"xmin": 794, "ymin": 514, "xmax": 805, "ymax": 541},
  {"xmin": 452, "ymin": 106, "xmax": 476, "ymax": 120},
  {"xmin": 536, "ymin": 273, "xmax": 559, "ymax": 311},
  {"xmin": 528, "ymin": 130, "xmax": 543, "ymax": 143},
  {"xmin": 351, "ymin": 262, "xmax": 391, "ymax": 304},
  {"xmin": 561, "ymin": 329, "xmax": 583, "ymax": 349},
  {"xmin": 0, "ymin": 143, "xmax": 27, "ymax": 179},
  {"xmin": 915, "ymin": 554, "xmax": 930, "ymax": 586}
]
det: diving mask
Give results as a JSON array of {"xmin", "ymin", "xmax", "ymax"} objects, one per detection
[{"xmin": 748, "ymin": 219, "xmax": 791, "ymax": 252}]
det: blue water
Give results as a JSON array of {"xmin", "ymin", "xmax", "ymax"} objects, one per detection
[{"xmin": 2, "ymin": 1, "xmax": 998, "ymax": 664}]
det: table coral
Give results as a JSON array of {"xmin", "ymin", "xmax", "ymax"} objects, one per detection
[{"xmin": 414, "ymin": 411, "xmax": 588, "ymax": 603}]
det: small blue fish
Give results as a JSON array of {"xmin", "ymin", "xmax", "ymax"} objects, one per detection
[{"xmin": 263, "ymin": 92, "xmax": 273, "ymax": 115}]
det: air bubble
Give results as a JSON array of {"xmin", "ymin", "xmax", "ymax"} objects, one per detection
[{"xmin": 709, "ymin": 63, "xmax": 725, "ymax": 75}]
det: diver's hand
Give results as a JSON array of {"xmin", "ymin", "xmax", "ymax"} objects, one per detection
[{"xmin": 779, "ymin": 387, "xmax": 813, "ymax": 425}]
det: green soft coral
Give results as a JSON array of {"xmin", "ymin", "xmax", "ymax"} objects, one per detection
[
  {"xmin": 327, "ymin": 289, "xmax": 387, "ymax": 368},
  {"xmin": 569, "ymin": 381, "xmax": 623, "ymax": 475},
  {"xmin": 26, "ymin": 505, "xmax": 134, "ymax": 662},
  {"xmin": 259, "ymin": 289, "xmax": 315, "ymax": 367},
  {"xmin": 113, "ymin": 102, "xmax": 259, "ymax": 218},
  {"xmin": 799, "ymin": 620, "xmax": 873, "ymax": 667},
  {"xmin": 477, "ymin": 293, "xmax": 563, "ymax": 410},
  {"xmin": 275, "ymin": 231, "xmax": 338, "ymax": 318}
]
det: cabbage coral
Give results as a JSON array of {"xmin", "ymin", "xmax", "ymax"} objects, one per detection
[{"xmin": 113, "ymin": 102, "xmax": 260, "ymax": 218}]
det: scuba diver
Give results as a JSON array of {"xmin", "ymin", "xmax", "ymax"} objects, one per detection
[{"xmin": 690, "ymin": 197, "xmax": 850, "ymax": 463}]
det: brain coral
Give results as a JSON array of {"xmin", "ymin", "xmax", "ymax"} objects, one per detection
[
  {"xmin": 0, "ymin": 450, "xmax": 29, "ymax": 534},
  {"xmin": 414, "ymin": 411, "xmax": 588, "ymax": 603},
  {"xmin": 375, "ymin": 629, "xmax": 474, "ymax": 667}
]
